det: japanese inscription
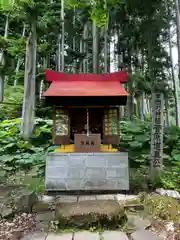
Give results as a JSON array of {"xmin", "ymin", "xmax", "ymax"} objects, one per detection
[
  {"xmin": 150, "ymin": 93, "xmax": 164, "ymax": 170},
  {"xmin": 104, "ymin": 109, "xmax": 118, "ymax": 135},
  {"xmin": 74, "ymin": 134, "xmax": 101, "ymax": 152},
  {"xmin": 55, "ymin": 109, "xmax": 68, "ymax": 136},
  {"xmin": 80, "ymin": 140, "xmax": 95, "ymax": 146}
]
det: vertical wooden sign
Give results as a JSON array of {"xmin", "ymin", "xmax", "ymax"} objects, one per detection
[{"xmin": 150, "ymin": 92, "xmax": 164, "ymax": 179}]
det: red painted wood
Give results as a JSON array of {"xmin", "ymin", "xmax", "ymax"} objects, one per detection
[
  {"xmin": 45, "ymin": 69, "xmax": 127, "ymax": 83},
  {"xmin": 43, "ymin": 80, "xmax": 128, "ymax": 97}
]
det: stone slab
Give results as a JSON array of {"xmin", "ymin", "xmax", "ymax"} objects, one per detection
[
  {"xmin": 45, "ymin": 152, "xmax": 129, "ymax": 191},
  {"xmin": 96, "ymin": 194, "xmax": 115, "ymax": 200},
  {"xmin": 46, "ymin": 233, "xmax": 73, "ymax": 240},
  {"xmin": 21, "ymin": 232, "xmax": 47, "ymax": 240},
  {"xmin": 155, "ymin": 188, "xmax": 180, "ymax": 199},
  {"xmin": 127, "ymin": 214, "xmax": 151, "ymax": 230},
  {"xmin": 33, "ymin": 202, "xmax": 51, "ymax": 213},
  {"xmin": 74, "ymin": 232, "xmax": 99, "ymax": 240},
  {"xmin": 116, "ymin": 194, "xmax": 139, "ymax": 202},
  {"xmin": 36, "ymin": 221, "xmax": 50, "ymax": 231},
  {"xmin": 131, "ymin": 230, "xmax": 163, "ymax": 240},
  {"xmin": 39, "ymin": 195, "xmax": 55, "ymax": 203},
  {"xmin": 54, "ymin": 200, "xmax": 125, "ymax": 229},
  {"xmin": 56, "ymin": 195, "xmax": 78, "ymax": 203},
  {"xmin": 36, "ymin": 211, "xmax": 55, "ymax": 221},
  {"xmin": 78, "ymin": 195, "xmax": 97, "ymax": 201},
  {"xmin": 102, "ymin": 231, "xmax": 128, "ymax": 240}
]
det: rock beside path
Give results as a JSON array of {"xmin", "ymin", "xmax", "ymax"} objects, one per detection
[
  {"xmin": 14, "ymin": 189, "xmax": 39, "ymax": 213},
  {"xmin": 0, "ymin": 205, "xmax": 13, "ymax": 219},
  {"xmin": 156, "ymin": 189, "xmax": 180, "ymax": 200},
  {"xmin": 0, "ymin": 184, "xmax": 39, "ymax": 239},
  {"xmin": 126, "ymin": 214, "xmax": 151, "ymax": 231},
  {"xmin": 0, "ymin": 184, "xmax": 39, "ymax": 216},
  {"xmin": 131, "ymin": 230, "xmax": 163, "ymax": 240},
  {"xmin": 55, "ymin": 199, "xmax": 126, "ymax": 229}
]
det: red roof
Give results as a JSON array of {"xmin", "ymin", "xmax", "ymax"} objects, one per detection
[
  {"xmin": 45, "ymin": 69, "xmax": 127, "ymax": 83},
  {"xmin": 43, "ymin": 69, "xmax": 128, "ymax": 97}
]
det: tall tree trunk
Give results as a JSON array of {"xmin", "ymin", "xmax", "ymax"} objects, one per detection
[
  {"xmin": 126, "ymin": 50, "xmax": 133, "ymax": 120},
  {"xmin": 61, "ymin": 0, "xmax": 65, "ymax": 72},
  {"xmin": 104, "ymin": 0, "xmax": 108, "ymax": 72},
  {"xmin": 92, "ymin": 22, "xmax": 99, "ymax": 74},
  {"xmin": 57, "ymin": 34, "xmax": 61, "ymax": 71},
  {"xmin": 72, "ymin": 6, "xmax": 76, "ymax": 73},
  {"xmin": 83, "ymin": 23, "xmax": 88, "ymax": 73},
  {"xmin": 21, "ymin": 20, "xmax": 37, "ymax": 140},
  {"xmin": 39, "ymin": 57, "xmax": 47, "ymax": 100},
  {"xmin": 164, "ymin": 97, "xmax": 170, "ymax": 127},
  {"xmin": 168, "ymin": 25, "xmax": 180, "ymax": 126},
  {"xmin": 175, "ymin": 0, "xmax": 180, "ymax": 82},
  {"xmin": 0, "ymin": 14, "xmax": 9, "ymax": 102},
  {"xmin": 14, "ymin": 25, "xmax": 26, "ymax": 86},
  {"xmin": 139, "ymin": 92, "xmax": 145, "ymax": 120},
  {"xmin": 104, "ymin": 24, "xmax": 108, "ymax": 72},
  {"xmin": 79, "ymin": 38, "xmax": 83, "ymax": 72}
]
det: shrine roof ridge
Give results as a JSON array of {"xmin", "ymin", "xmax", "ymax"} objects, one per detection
[{"xmin": 45, "ymin": 69, "xmax": 127, "ymax": 83}]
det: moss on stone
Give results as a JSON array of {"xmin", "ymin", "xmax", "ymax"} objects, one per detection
[
  {"xmin": 143, "ymin": 194, "xmax": 180, "ymax": 221},
  {"xmin": 54, "ymin": 200, "xmax": 127, "ymax": 230}
]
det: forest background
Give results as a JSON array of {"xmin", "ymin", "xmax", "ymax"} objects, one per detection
[{"xmin": 0, "ymin": 0, "xmax": 180, "ymax": 193}]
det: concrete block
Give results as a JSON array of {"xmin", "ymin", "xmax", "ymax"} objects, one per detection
[
  {"xmin": 85, "ymin": 156, "xmax": 106, "ymax": 167},
  {"xmin": 46, "ymin": 233, "xmax": 73, "ymax": 240},
  {"xmin": 131, "ymin": 230, "xmax": 163, "ymax": 240},
  {"xmin": 74, "ymin": 232, "xmax": 99, "ymax": 240},
  {"xmin": 21, "ymin": 232, "xmax": 47, "ymax": 240},
  {"xmin": 84, "ymin": 168, "xmax": 106, "ymax": 178},
  {"xmin": 102, "ymin": 231, "xmax": 128, "ymax": 240},
  {"xmin": 67, "ymin": 168, "xmax": 85, "ymax": 178}
]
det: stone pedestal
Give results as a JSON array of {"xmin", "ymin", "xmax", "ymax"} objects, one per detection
[{"xmin": 45, "ymin": 152, "xmax": 129, "ymax": 191}]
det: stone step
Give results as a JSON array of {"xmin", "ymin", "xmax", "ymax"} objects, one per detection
[
  {"xmin": 33, "ymin": 194, "xmax": 140, "ymax": 212},
  {"xmin": 21, "ymin": 232, "xmax": 47, "ymax": 239},
  {"xmin": 54, "ymin": 200, "xmax": 126, "ymax": 229},
  {"xmin": 102, "ymin": 231, "xmax": 128, "ymax": 240},
  {"xmin": 74, "ymin": 232, "xmax": 99, "ymax": 240},
  {"xmin": 131, "ymin": 230, "xmax": 163, "ymax": 240},
  {"xmin": 46, "ymin": 233, "xmax": 73, "ymax": 240},
  {"xmin": 21, "ymin": 230, "xmax": 164, "ymax": 240}
]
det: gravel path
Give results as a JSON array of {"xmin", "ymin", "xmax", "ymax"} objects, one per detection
[
  {"xmin": 0, "ymin": 213, "xmax": 36, "ymax": 240},
  {"xmin": 1, "ymin": 214, "xmax": 179, "ymax": 240},
  {"xmin": 0, "ymin": 193, "xmax": 179, "ymax": 240}
]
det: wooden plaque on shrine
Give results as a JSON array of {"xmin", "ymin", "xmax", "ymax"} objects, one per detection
[{"xmin": 74, "ymin": 134, "xmax": 101, "ymax": 152}]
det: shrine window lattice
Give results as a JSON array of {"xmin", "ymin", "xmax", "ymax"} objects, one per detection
[
  {"xmin": 55, "ymin": 109, "xmax": 69, "ymax": 136},
  {"xmin": 104, "ymin": 109, "xmax": 118, "ymax": 136}
]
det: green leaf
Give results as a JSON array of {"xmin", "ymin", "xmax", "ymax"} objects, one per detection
[
  {"xmin": 4, "ymin": 142, "xmax": 16, "ymax": 148},
  {"xmin": 21, "ymin": 153, "xmax": 32, "ymax": 159},
  {"xmin": 16, "ymin": 158, "xmax": 34, "ymax": 164},
  {"xmin": 121, "ymin": 135, "xmax": 133, "ymax": 141},
  {"xmin": 47, "ymin": 146, "xmax": 57, "ymax": 152},
  {"xmin": 135, "ymin": 134, "xmax": 149, "ymax": 143},
  {"xmin": 129, "ymin": 141, "xmax": 143, "ymax": 148},
  {"xmin": 29, "ymin": 146, "xmax": 44, "ymax": 152},
  {"xmin": 171, "ymin": 149, "xmax": 180, "ymax": 161},
  {"xmin": 3, "ymin": 166, "xmax": 13, "ymax": 171},
  {"xmin": 0, "ymin": 155, "xmax": 14, "ymax": 162}
]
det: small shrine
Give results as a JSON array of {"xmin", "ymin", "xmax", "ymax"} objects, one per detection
[{"xmin": 43, "ymin": 69, "xmax": 129, "ymax": 192}]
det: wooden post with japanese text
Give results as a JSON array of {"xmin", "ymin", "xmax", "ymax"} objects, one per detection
[{"xmin": 150, "ymin": 92, "xmax": 164, "ymax": 179}]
